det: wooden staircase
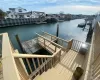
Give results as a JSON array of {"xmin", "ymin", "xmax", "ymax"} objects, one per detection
[{"xmin": 33, "ymin": 49, "xmax": 85, "ymax": 80}]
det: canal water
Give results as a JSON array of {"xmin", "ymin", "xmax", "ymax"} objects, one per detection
[{"xmin": 0, "ymin": 19, "xmax": 89, "ymax": 52}]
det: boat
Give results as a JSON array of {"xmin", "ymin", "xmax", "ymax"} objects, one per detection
[{"xmin": 78, "ymin": 23, "xmax": 86, "ymax": 28}]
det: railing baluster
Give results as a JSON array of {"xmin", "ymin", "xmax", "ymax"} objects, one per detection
[
  {"xmin": 78, "ymin": 41, "xmax": 81, "ymax": 52},
  {"xmin": 37, "ymin": 58, "xmax": 41, "ymax": 74},
  {"xmin": 26, "ymin": 58, "xmax": 32, "ymax": 73},
  {"xmin": 40, "ymin": 58, "xmax": 43, "ymax": 73},
  {"xmin": 32, "ymin": 58, "xmax": 36, "ymax": 70},
  {"xmin": 41, "ymin": 58, "xmax": 44, "ymax": 72},
  {"xmin": 44, "ymin": 58, "xmax": 47, "ymax": 71},
  {"xmin": 44, "ymin": 39, "xmax": 45, "ymax": 47},
  {"xmin": 75, "ymin": 40, "xmax": 77, "ymax": 51},
  {"xmin": 50, "ymin": 58, "xmax": 53, "ymax": 68}
]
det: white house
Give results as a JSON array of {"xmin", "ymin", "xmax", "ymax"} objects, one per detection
[
  {"xmin": 5, "ymin": 7, "xmax": 46, "ymax": 19},
  {"xmin": 31, "ymin": 11, "xmax": 46, "ymax": 18},
  {"xmin": 5, "ymin": 7, "xmax": 28, "ymax": 19}
]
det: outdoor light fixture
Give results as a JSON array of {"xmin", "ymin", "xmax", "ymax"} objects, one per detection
[
  {"xmin": 79, "ymin": 43, "xmax": 88, "ymax": 55},
  {"xmin": 82, "ymin": 43, "xmax": 87, "ymax": 48}
]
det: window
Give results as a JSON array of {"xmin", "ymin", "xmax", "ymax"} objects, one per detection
[
  {"xmin": 19, "ymin": 9, "xmax": 22, "ymax": 12},
  {"xmin": 27, "ymin": 15, "xmax": 30, "ymax": 17},
  {"xmin": 11, "ymin": 15, "xmax": 13, "ymax": 18},
  {"xmin": 15, "ymin": 15, "xmax": 17, "ymax": 18}
]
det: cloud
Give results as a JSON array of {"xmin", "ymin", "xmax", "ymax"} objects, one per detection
[
  {"xmin": 90, "ymin": 0, "xmax": 100, "ymax": 3},
  {"xmin": 0, "ymin": 0, "xmax": 100, "ymax": 14},
  {"xmin": 46, "ymin": 0, "xmax": 57, "ymax": 3},
  {"xmin": 39, "ymin": 5, "xmax": 100, "ymax": 14}
]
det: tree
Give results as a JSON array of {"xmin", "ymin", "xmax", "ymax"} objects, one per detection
[{"xmin": 0, "ymin": 9, "xmax": 6, "ymax": 19}]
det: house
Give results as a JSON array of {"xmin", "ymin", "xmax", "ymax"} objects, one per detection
[
  {"xmin": 5, "ymin": 7, "xmax": 28, "ymax": 19},
  {"xmin": 31, "ymin": 11, "xmax": 46, "ymax": 18},
  {"xmin": 5, "ymin": 7, "xmax": 46, "ymax": 19}
]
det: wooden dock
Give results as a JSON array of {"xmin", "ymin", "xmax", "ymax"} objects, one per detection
[
  {"xmin": 22, "ymin": 32, "xmax": 57, "ymax": 54},
  {"xmin": 22, "ymin": 38, "xmax": 42, "ymax": 54}
]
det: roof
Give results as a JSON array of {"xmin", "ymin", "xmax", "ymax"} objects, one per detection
[
  {"xmin": 6, "ymin": 11, "xmax": 11, "ymax": 14},
  {"xmin": 32, "ymin": 11, "xmax": 45, "ymax": 13},
  {"xmin": 9, "ymin": 8, "xmax": 15, "ymax": 11},
  {"xmin": 9, "ymin": 7, "xmax": 27, "ymax": 11}
]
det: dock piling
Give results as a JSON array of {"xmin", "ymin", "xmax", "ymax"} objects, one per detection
[{"xmin": 15, "ymin": 34, "xmax": 24, "ymax": 52}]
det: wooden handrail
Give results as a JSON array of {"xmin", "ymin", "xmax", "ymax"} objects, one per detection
[
  {"xmin": 42, "ymin": 31, "xmax": 90, "ymax": 45},
  {"xmin": 42, "ymin": 31, "xmax": 73, "ymax": 42},
  {"xmin": 13, "ymin": 54, "xmax": 52, "ymax": 58},
  {"xmin": 36, "ymin": 33, "xmax": 65, "ymax": 49},
  {"xmin": 13, "ymin": 49, "xmax": 62, "ymax": 58},
  {"xmin": 2, "ymin": 33, "xmax": 21, "ymax": 80}
]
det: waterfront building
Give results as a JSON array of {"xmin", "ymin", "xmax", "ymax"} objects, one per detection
[
  {"xmin": 5, "ymin": 7, "xmax": 46, "ymax": 19},
  {"xmin": 31, "ymin": 11, "xmax": 46, "ymax": 18},
  {"xmin": 5, "ymin": 7, "xmax": 28, "ymax": 19}
]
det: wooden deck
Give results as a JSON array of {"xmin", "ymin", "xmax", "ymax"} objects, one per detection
[
  {"xmin": 54, "ymin": 50, "xmax": 85, "ymax": 80},
  {"xmin": 21, "ymin": 33, "xmax": 57, "ymax": 54}
]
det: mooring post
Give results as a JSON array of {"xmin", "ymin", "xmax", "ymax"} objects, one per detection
[
  {"xmin": 56, "ymin": 24, "xmax": 59, "ymax": 37},
  {"xmin": 56, "ymin": 24, "xmax": 59, "ymax": 43},
  {"xmin": 15, "ymin": 34, "xmax": 24, "ymax": 52}
]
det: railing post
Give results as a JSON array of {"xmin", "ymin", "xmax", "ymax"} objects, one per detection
[
  {"xmin": 62, "ymin": 40, "xmax": 63, "ymax": 46},
  {"xmin": 51, "ymin": 36, "xmax": 52, "ymax": 41},
  {"xmin": 44, "ymin": 39, "xmax": 45, "ymax": 46},
  {"xmin": 55, "ymin": 46, "xmax": 57, "ymax": 52},
  {"xmin": 67, "ymin": 39, "xmax": 73, "ymax": 49},
  {"xmin": 59, "ymin": 50, "xmax": 61, "ymax": 62}
]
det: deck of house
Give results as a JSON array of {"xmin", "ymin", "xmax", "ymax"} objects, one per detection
[{"xmin": 1, "ymin": 32, "xmax": 91, "ymax": 80}]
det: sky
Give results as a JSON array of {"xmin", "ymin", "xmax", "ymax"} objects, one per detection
[{"xmin": 0, "ymin": 0, "xmax": 100, "ymax": 15}]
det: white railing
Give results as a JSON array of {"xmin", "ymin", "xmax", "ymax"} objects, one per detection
[
  {"xmin": 42, "ymin": 31, "xmax": 72, "ymax": 48},
  {"xmin": 36, "ymin": 32, "xmax": 73, "ymax": 52}
]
